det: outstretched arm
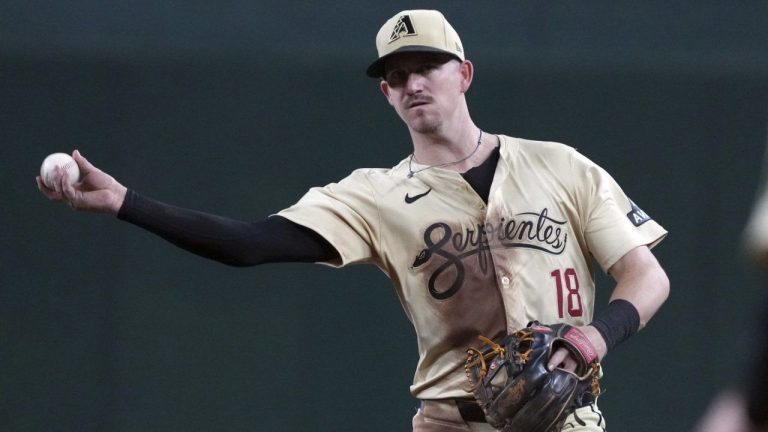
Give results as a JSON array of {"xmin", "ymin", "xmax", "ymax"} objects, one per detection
[
  {"xmin": 36, "ymin": 151, "xmax": 340, "ymax": 266},
  {"xmin": 117, "ymin": 190, "xmax": 339, "ymax": 266}
]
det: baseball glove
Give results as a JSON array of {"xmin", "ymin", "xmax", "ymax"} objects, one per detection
[{"xmin": 464, "ymin": 322, "xmax": 601, "ymax": 432}]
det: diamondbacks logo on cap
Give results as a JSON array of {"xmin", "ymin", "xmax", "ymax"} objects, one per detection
[{"xmin": 389, "ymin": 15, "xmax": 417, "ymax": 43}]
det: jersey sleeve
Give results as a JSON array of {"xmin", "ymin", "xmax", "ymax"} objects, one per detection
[
  {"xmin": 573, "ymin": 151, "xmax": 668, "ymax": 273},
  {"xmin": 275, "ymin": 169, "xmax": 380, "ymax": 268}
]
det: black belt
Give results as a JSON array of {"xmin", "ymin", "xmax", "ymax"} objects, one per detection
[
  {"xmin": 455, "ymin": 399, "xmax": 487, "ymax": 423},
  {"xmin": 453, "ymin": 392, "xmax": 596, "ymax": 424}
]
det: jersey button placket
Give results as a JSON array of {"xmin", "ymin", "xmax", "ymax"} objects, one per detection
[{"xmin": 500, "ymin": 275, "xmax": 510, "ymax": 286}]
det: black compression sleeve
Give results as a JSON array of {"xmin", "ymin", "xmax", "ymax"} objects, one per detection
[{"xmin": 116, "ymin": 189, "xmax": 340, "ymax": 266}]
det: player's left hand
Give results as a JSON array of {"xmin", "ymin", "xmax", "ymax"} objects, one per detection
[
  {"xmin": 547, "ymin": 325, "xmax": 607, "ymax": 372},
  {"xmin": 466, "ymin": 322, "xmax": 603, "ymax": 431}
]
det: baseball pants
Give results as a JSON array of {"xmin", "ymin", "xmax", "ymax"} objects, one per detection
[{"xmin": 413, "ymin": 399, "xmax": 606, "ymax": 432}]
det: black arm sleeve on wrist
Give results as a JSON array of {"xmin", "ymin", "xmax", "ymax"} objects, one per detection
[
  {"xmin": 590, "ymin": 299, "xmax": 641, "ymax": 352},
  {"xmin": 116, "ymin": 189, "xmax": 340, "ymax": 266}
]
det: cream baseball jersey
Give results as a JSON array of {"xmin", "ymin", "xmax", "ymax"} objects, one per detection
[{"xmin": 277, "ymin": 135, "xmax": 667, "ymax": 399}]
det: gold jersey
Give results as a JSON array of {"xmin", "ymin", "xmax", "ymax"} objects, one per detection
[{"xmin": 278, "ymin": 135, "xmax": 667, "ymax": 399}]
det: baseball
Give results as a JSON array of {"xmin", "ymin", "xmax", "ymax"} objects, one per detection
[{"xmin": 40, "ymin": 152, "xmax": 80, "ymax": 188}]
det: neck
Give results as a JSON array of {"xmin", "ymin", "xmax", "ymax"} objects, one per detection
[{"xmin": 409, "ymin": 120, "xmax": 494, "ymax": 173}]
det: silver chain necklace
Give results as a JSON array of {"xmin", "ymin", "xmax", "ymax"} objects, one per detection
[{"xmin": 407, "ymin": 130, "xmax": 483, "ymax": 178}]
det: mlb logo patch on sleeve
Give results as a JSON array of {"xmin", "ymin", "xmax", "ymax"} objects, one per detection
[{"xmin": 627, "ymin": 199, "xmax": 651, "ymax": 227}]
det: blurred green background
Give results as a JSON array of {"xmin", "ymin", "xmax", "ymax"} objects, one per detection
[{"xmin": 3, "ymin": 1, "xmax": 768, "ymax": 431}]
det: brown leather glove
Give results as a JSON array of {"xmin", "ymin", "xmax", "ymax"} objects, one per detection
[{"xmin": 465, "ymin": 322, "xmax": 601, "ymax": 432}]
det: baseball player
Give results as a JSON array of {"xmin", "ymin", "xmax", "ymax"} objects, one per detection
[{"xmin": 37, "ymin": 9, "xmax": 669, "ymax": 432}]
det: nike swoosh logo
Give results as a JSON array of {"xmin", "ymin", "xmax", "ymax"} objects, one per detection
[{"xmin": 405, "ymin": 188, "xmax": 432, "ymax": 204}]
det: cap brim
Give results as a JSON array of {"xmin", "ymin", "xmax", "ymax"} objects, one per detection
[{"xmin": 365, "ymin": 45, "xmax": 462, "ymax": 78}]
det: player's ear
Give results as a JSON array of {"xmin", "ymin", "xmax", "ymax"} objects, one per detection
[
  {"xmin": 459, "ymin": 60, "xmax": 474, "ymax": 93},
  {"xmin": 379, "ymin": 80, "xmax": 395, "ymax": 106}
]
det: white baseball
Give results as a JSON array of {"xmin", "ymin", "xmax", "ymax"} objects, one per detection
[{"xmin": 40, "ymin": 152, "xmax": 80, "ymax": 188}]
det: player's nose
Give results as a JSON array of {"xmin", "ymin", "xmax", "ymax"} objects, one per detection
[{"xmin": 403, "ymin": 72, "xmax": 425, "ymax": 94}]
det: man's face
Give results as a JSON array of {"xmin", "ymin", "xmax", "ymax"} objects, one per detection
[{"xmin": 380, "ymin": 52, "xmax": 468, "ymax": 134}]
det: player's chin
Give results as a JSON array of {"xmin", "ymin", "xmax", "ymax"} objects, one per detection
[{"xmin": 406, "ymin": 115, "xmax": 441, "ymax": 135}]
